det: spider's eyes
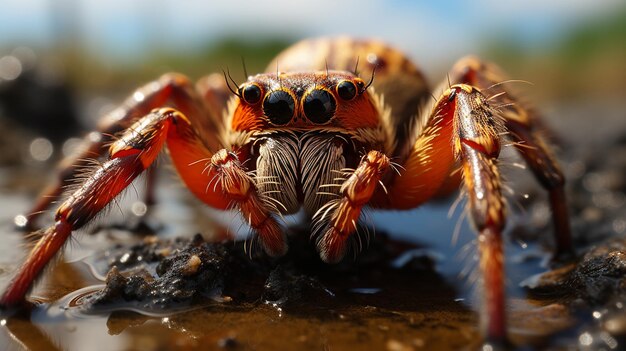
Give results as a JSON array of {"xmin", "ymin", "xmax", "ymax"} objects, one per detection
[
  {"xmin": 240, "ymin": 84, "xmax": 262, "ymax": 104},
  {"xmin": 263, "ymin": 90, "xmax": 295, "ymax": 125},
  {"xmin": 303, "ymin": 89, "xmax": 336, "ymax": 124},
  {"xmin": 336, "ymin": 80, "xmax": 357, "ymax": 101}
]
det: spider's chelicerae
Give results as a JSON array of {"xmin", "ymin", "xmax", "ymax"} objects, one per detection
[{"xmin": 1, "ymin": 37, "xmax": 574, "ymax": 343}]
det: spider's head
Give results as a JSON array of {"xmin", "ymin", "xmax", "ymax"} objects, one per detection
[{"xmin": 229, "ymin": 71, "xmax": 380, "ymax": 132}]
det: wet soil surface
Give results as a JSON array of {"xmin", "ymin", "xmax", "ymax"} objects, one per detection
[
  {"xmin": 0, "ymin": 100, "xmax": 625, "ymax": 350},
  {"xmin": 85, "ymin": 232, "xmax": 422, "ymax": 313}
]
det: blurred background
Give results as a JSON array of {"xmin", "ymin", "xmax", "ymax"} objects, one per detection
[
  {"xmin": 0, "ymin": 0, "xmax": 624, "ymax": 185},
  {"xmin": 0, "ymin": 2, "xmax": 625, "ymax": 350},
  {"xmin": 1, "ymin": 0, "xmax": 625, "ymax": 131}
]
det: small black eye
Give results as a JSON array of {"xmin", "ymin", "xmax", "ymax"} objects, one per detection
[
  {"xmin": 337, "ymin": 80, "xmax": 357, "ymax": 100},
  {"xmin": 304, "ymin": 89, "xmax": 336, "ymax": 124},
  {"xmin": 356, "ymin": 80, "xmax": 366, "ymax": 93},
  {"xmin": 263, "ymin": 90, "xmax": 295, "ymax": 125},
  {"xmin": 241, "ymin": 84, "xmax": 262, "ymax": 104}
]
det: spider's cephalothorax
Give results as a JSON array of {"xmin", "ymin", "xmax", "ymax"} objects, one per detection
[
  {"xmin": 229, "ymin": 72, "xmax": 389, "ymax": 210},
  {"xmin": 1, "ymin": 36, "xmax": 574, "ymax": 344}
]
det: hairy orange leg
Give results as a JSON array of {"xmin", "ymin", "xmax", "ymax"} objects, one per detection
[
  {"xmin": 2, "ymin": 109, "xmax": 173, "ymax": 306},
  {"xmin": 22, "ymin": 73, "xmax": 221, "ymax": 228},
  {"xmin": 452, "ymin": 57, "xmax": 574, "ymax": 260},
  {"xmin": 315, "ymin": 150, "xmax": 390, "ymax": 263},
  {"xmin": 375, "ymin": 87, "xmax": 459, "ymax": 210},
  {"xmin": 206, "ymin": 150, "xmax": 287, "ymax": 257},
  {"xmin": 382, "ymin": 84, "xmax": 508, "ymax": 342},
  {"xmin": 1, "ymin": 107, "xmax": 281, "ymax": 307},
  {"xmin": 158, "ymin": 111, "xmax": 286, "ymax": 257},
  {"xmin": 452, "ymin": 85, "xmax": 507, "ymax": 342}
]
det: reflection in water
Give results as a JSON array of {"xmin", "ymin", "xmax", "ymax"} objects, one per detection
[{"xmin": 3, "ymin": 313, "xmax": 62, "ymax": 351}]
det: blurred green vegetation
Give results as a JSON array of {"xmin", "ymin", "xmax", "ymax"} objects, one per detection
[
  {"xmin": 5, "ymin": 9, "xmax": 625, "ymax": 102},
  {"xmin": 61, "ymin": 37, "xmax": 291, "ymax": 95},
  {"xmin": 147, "ymin": 37, "xmax": 291, "ymax": 80},
  {"xmin": 485, "ymin": 8, "xmax": 626, "ymax": 101}
]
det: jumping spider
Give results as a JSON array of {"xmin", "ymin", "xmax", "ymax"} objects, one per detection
[{"xmin": 1, "ymin": 36, "xmax": 574, "ymax": 343}]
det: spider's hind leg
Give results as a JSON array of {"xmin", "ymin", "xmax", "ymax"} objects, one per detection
[{"xmin": 21, "ymin": 73, "xmax": 217, "ymax": 229}]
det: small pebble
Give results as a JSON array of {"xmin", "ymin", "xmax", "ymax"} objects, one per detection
[{"xmin": 182, "ymin": 255, "xmax": 202, "ymax": 276}]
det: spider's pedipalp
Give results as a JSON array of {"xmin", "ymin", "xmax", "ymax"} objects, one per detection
[{"xmin": 314, "ymin": 150, "xmax": 390, "ymax": 263}]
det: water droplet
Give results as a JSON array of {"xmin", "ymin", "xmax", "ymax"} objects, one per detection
[
  {"xmin": 366, "ymin": 53, "xmax": 378, "ymax": 65},
  {"xmin": 0, "ymin": 55, "xmax": 22, "ymax": 80},
  {"xmin": 593, "ymin": 311, "xmax": 602, "ymax": 319},
  {"xmin": 579, "ymin": 332, "xmax": 593, "ymax": 346},
  {"xmin": 132, "ymin": 202, "xmax": 148, "ymax": 217},
  {"xmin": 29, "ymin": 137, "xmax": 53, "ymax": 162},
  {"xmin": 119, "ymin": 253, "xmax": 131, "ymax": 264},
  {"xmin": 88, "ymin": 131, "xmax": 102, "ymax": 143},
  {"xmin": 133, "ymin": 91, "xmax": 145, "ymax": 102},
  {"xmin": 612, "ymin": 219, "xmax": 626, "ymax": 234},
  {"xmin": 14, "ymin": 214, "xmax": 28, "ymax": 228}
]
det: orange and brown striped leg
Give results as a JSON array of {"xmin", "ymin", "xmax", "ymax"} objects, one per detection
[
  {"xmin": 383, "ymin": 84, "xmax": 508, "ymax": 342},
  {"xmin": 453, "ymin": 87, "xmax": 507, "ymax": 343},
  {"xmin": 314, "ymin": 150, "xmax": 390, "ymax": 263},
  {"xmin": 2, "ymin": 109, "xmax": 175, "ymax": 306},
  {"xmin": 451, "ymin": 57, "xmax": 574, "ymax": 260},
  {"xmin": 21, "ymin": 73, "xmax": 219, "ymax": 229},
  {"xmin": 1, "ymin": 108, "xmax": 283, "ymax": 307},
  {"xmin": 205, "ymin": 150, "xmax": 286, "ymax": 257},
  {"xmin": 451, "ymin": 84, "xmax": 508, "ymax": 342}
]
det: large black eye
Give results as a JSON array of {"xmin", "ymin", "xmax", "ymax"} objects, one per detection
[
  {"xmin": 241, "ymin": 84, "xmax": 262, "ymax": 104},
  {"xmin": 263, "ymin": 90, "xmax": 295, "ymax": 125},
  {"xmin": 337, "ymin": 80, "xmax": 357, "ymax": 100},
  {"xmin": 303, "ymin": 89, "xmax": 336, "ymax": 124}
]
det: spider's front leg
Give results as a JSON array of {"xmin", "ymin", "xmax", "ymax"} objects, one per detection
[
  {"xmin": 451, "ymin": 85, "xmax": 508, "ymax": 341},
  {"xmin": 451, "ymin": 57, "xmax": 574, "ymax": 260},
  {"xmin": 1, "ymin": 108, "xmax": 283, "ymax": 307},
  {"xmin": 378, "ymin": 84, "xmax": 511, "ymax": 342}
]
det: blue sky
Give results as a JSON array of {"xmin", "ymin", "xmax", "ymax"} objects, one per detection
[{"xmin": 0, "ymin": 0, "xmax": 623, "ymax": 67}]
